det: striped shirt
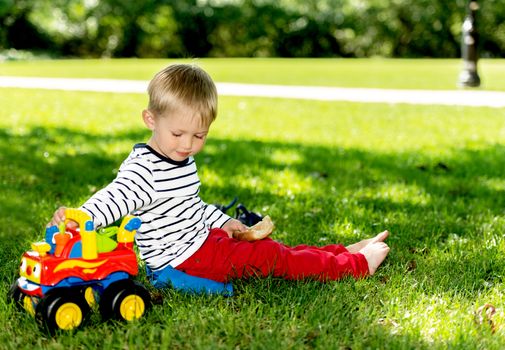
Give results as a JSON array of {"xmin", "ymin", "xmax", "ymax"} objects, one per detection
[{"xmin": 80, "ymin": 143, "xmax": 231, "ymax": 271}]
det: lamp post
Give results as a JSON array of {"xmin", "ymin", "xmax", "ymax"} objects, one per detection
[{"xmin": 458, "ymin": 0, "xmax": 480, "ymax": 87}]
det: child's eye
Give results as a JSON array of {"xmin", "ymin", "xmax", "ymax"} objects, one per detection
[
  {"xmin": 194, "ymin": 135, "xmax": 205, "ymax": 140},
  {"xmin": 171, "ymin": 133, "xmax": 182, "ymax": 137}
]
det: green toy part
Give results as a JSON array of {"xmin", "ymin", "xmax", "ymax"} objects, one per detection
[
  {"xmin": 96, "ymin": 227, "xmax": 119, "ymax": 253},
  {"xmin": 58, "ymin": 222, "xmax": 66, "ymax": 235},
  {"xmin": 99, "ymin": 226, "xmax": 119, "ymax": 238},
  {"xmin": 96, "ymin": 235, "xmax": 118, "ymax": 253}
]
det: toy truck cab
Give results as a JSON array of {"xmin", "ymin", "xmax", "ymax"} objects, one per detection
[{"xmin": 9, "ymin": 209, "xmax": 151, "ymax": 333}]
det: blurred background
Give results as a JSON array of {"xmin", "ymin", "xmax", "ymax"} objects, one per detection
[{"xmin": 0, "ymin": 0, "xmax": 504, "ymax": 60}]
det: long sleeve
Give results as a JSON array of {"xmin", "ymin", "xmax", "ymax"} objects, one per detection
[
  {"xmin": 203, "ymin": 203, "xmax": 232, "ymax": 229},
  {"xmin": 81, "ymin": 157, "xmax": 156, "ymax": 228},
  {"xmin": 82, "ymin": 144, "xmax": 230, "ymax": 271}
]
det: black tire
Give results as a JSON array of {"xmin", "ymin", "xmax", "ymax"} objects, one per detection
[
  {"xmin": 8, "ymin": 281, "xmax": 40, "ymax": 315},
  {"xmin": 35, "ymin": 288, "xmax": 90, "ymax": 334},
  {"xmin": 99, "ymin": 279, "xmax": 151, "ymax": 322},
  {"xmin": 8, "ymin": 281, "xmax": 24, "ymax": 310}
]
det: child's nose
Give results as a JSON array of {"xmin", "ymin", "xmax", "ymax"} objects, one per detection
[{"xmin": 181, "ymin": 136, "xmax": 192, "ymax": 150}]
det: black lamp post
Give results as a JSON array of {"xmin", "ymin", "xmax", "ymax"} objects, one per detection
[{"xmin": 458, "ymin": 0, "xmax": 481, "ymax": 87}]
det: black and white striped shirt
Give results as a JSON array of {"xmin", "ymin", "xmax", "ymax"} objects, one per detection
[{"xmin": 81, "ymin": 143, "xmax": 231, "ymax": 271}]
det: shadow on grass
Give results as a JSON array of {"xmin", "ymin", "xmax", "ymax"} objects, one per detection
[{"xmin": 1, "ymin": 126, "xmax": 505, "ymax": 294}]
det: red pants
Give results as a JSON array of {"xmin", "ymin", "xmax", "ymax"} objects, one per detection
[{"xmin": 176, "ymin": 228, "xmax": 369, "ymax": 283}]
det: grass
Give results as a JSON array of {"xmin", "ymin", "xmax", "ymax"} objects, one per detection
[
  {"xmin": 1, "ymin": 58, "xmax": 505, "ymax": 91},
  {"xmin": 1, "ymin": 59, "xmax": 505, "ymax": 349}
]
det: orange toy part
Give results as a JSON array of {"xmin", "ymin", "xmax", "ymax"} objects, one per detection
[{"xmin": 54, "ymin": 233, "xmax": 71, "ymax": 257}]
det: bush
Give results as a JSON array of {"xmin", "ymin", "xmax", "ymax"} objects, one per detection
[{"xmin": 0, "ymin": 0, "xmax": 504, "ymax": 58}]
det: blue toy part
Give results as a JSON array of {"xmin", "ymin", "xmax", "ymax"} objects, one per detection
[
  {"xmin": 125, "ymin": 217, "xmax": 141, "ymax": 231},
  {"xmin": 39, "ymin": 271, "xmax": 130, "ymax": 296},
  {"xmin": 146, "ymin": 266, "xmax": 233, "ymax": 296},
  {"xmin": 85, "ymin": 220, "xmax": 94, "ymax": 231},
  {"xmin": 69, "ymin": 241, "xmax": 82, "ymax": 258},
  {"xmin": 44, "ymin": 226, "xmax": 59, "ymax": 254}
]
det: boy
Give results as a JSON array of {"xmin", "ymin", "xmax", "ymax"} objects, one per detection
[{"xmin": 50, "ymin": 64, "xmax": 390, "ymax": 287}]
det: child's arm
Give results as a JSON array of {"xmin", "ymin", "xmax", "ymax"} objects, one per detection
[
  {"xmin": 202, "ymin": 203, "xmax": 247, "ymax": 237},
  {"xmin": 222, "ymin": 219, "xmax": 248, "ymax": 238},
  {"xmin": 80, "ymin": 159, "xmax": 156, "ymax": 228},
  {"xmin": 48, "ymin": 206, "xmax": 74, "ymax": 228},
  {"xmin": 50, "ymin": 158, "xmax": 155, "ymax": 229}
]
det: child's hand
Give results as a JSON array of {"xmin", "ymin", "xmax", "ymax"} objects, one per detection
[
  {"xmin": 47, "ymin": 206, "xmax": 78, "ymax": 229},
  {"xmin": 222, "ymin": 219, "xmax": 248, "ymax": 238}
]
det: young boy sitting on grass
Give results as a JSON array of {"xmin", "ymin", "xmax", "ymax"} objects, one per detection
[{"xmin": 49, "ymin": 64, "xmax": 390, "ymax": 288}]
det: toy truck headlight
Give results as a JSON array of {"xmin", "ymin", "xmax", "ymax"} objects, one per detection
[
  {"xmin": 32, "ymin": 264, "xmax": 41, "ymax": 279},
  {"xmin": 20, "ymin": 258, "xmax": 27, "ymax": 274}
]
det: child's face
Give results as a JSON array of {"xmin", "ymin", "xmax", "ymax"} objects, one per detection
[{"xmin": 145, "ymin": 106, "xmax": 210, "ymax": 162}]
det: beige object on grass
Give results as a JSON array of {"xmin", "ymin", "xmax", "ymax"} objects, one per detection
[{"xmin": 233, "ymin": 215, "xmax": 274, "ymax": 241}]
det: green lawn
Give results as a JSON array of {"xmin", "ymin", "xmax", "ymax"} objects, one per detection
[
  {"xmin": 1, "ymin": 59, "xmax": 505, "ymax": 349},
  {"xmin": 1, "ymin": 58, "xmax": 505, "ymax": 90}
]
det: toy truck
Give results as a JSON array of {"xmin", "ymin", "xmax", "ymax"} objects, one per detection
[{"xmin": 9, "ymin": 208, "xmax": 151, "ymax": 333}]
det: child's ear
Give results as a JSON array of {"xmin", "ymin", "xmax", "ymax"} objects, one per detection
[{"xmin": 142, "ymin": 109, "xmax": 156, "ymax": 130}]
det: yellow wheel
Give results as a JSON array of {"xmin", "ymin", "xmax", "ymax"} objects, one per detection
[
  {"xmin": 23, "ymin": 296, "xmax": 36, "ymax": 316},
  {"xmin": 36, "ymin": 289, "xmax": 90, "ymax": 334},
  {"xmin": 100, "ymin": 279, "xmax": 151, "ymax": 322},
  {"xmin": 120, "ymin": 295, "xmax": 145, "ymax": 321},
  {"xmin": 55, "ymin": 302, "xmax": 83, "ymax": 330},
  {"xmin": 84, "ymin": 287, "xmax": 96, "ymax": 306}
]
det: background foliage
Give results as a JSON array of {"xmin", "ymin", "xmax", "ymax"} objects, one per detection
[{"xmin": 1, "ymin": 0, "xmax": 504, "ymax": 59}]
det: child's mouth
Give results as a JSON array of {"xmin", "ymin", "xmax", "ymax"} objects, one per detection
[{"xmin": 176, "ymin": 151, "xmax": 191, "ymax": 158}]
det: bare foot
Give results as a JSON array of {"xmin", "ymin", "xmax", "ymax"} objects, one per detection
[
  {"xmin": 359, "ymin": 242, "xmax": 390, "ymax": 275},
  {"xmin": 346, "ymin": 230, "xmax": 389, "ymax": 253}
]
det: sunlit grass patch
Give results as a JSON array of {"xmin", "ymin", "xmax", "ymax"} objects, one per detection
[
  {"xmin": 2, "ymin": 60, "xmax": 505, "ymax": 348},
  {"xmin": 2, "ymin": 58, "xmax": 505, "ymax": 90},
  {"xmin": 354, "ymin": 182, "xmax": 431, "ymax": 206}
]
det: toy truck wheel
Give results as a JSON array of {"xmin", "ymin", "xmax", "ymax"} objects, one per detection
[
  {"xmin": 8, "ymin": 282, "xmax": 38, "ymax": 315},
  {"xmin": 100, "ymin": 279, "xmax": 151, "ymax": 322},
  {"xmin": 36, "ymin": 289, "xmax": 90, "ymax": 333},
  {"xmin": 8, "ymin": 282, "xmax": 24, "ymax": 309}
]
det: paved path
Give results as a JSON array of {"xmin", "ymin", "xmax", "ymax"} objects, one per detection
[{"xmin": 1, "ymin": 76, "xmax": 504, "ymax": 108}]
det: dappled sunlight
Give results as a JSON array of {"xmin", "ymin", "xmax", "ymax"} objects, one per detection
[
  {"xmin": 0, "ymin": 88, "xmax": 145, "ymax": 132},
  {"xmin": 480, "ymin": 217, "xmax": 505, "ymax": 249},
  {"xmin": 3, "ymin": 85, "xmax": 505, "ymax": 347},
  {"xmin": 356, "ymin": 182, "xmax": 431, "ymax": 206},
  {"xmin": 378, "ymin": 288, "xmax": 505, "ymax": 346},
  {"xmin": 269, "ymin": 149, "xmax": 303, "ymax": 166},
  {"xmin": 321, "ymin": 219, "xmax": 363, "ymax": 242},
  {"xmin": 227, "ymin": 168, "xmax": 315, "ymax": 199},
  {"xmin": 198, "ymin": 167, "xmax": 225, "ymax": 189},
  {"xmin": 263, "ymin": 168, "xmax": 314, "ymax": 197},
  {"xmin": 217, "ymin": 96, "xmax": 505, "ymax": 155},
  {"xmin": 477, "ymin": 177, "xmax": 505, "ymax": 193}
]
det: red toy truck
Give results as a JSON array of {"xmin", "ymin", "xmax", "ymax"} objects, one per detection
[{"xmin": 9, "ymin": 208, "xmax": 151, "ymax": 333}]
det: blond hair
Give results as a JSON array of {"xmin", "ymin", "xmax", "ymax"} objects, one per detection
[{"xmin": 147, "ymin": 64, "xmax": 217, "ymax": 126}]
